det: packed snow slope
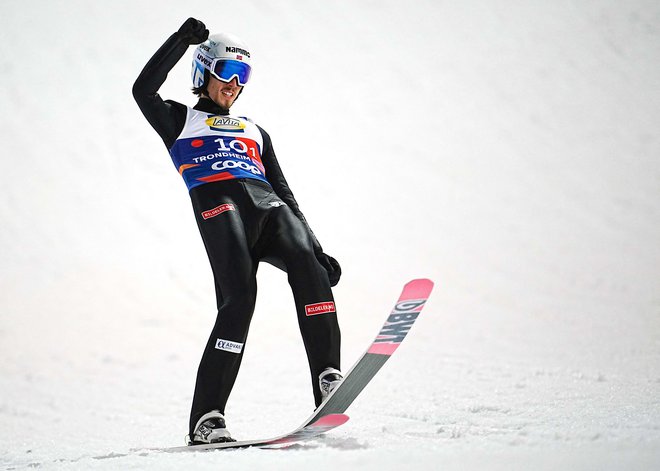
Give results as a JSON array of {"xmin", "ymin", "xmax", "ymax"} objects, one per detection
[{"xmin": 1, "ymin": 0, "xmax": 659, "ymax": 469}]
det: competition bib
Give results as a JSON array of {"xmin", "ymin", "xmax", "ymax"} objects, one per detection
[{"xmin": 168, "ymin": 109, "xmax": 268, "ymax": 190}]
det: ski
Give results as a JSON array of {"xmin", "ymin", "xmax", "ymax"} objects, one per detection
[
  {"xmin": 163, "ymin": 414, "xmax": 349, "ymax": 452},
  {"xmin": 310, "ymin": 278, "xmax": 434, "ymax": 420},
  {"xmin": 160, "ymin": 278, "xmax": 434, "ymax": 452}
]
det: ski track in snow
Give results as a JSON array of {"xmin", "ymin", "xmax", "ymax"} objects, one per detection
[{"xmin": 1, "ymin": 0, "xmax": 659, "ymax": 469}]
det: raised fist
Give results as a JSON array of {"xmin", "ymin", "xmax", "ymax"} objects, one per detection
[{"xmin": 178, "ymin": 17, "xmax": 209, "ymax": 45}]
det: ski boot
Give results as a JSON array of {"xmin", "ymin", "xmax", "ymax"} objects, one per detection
[
  {"xmin": 319, "ymin": 367, "xmax": 343, "ymax": 400},
  {"xmin": 188, "ymin": 410, "xmax": 235, "ymax": 445}
]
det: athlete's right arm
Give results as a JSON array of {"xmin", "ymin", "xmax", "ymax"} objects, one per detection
[{"xmin": 132, "ymin": 18, "xmax": 209, "ymax": 148}]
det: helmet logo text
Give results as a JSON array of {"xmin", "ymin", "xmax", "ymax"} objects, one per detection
[{"xmin": 225, "ymin": 46, "xmax": 250, "ymax": 57}]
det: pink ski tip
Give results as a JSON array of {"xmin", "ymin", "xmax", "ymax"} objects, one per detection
[
  {"xmin": 312, "ymin": 414, "xmax": 350, "ymax": 427},
  {"xmin": 403, "ymin": 278, "xmax": 434, "ymax": 299}
]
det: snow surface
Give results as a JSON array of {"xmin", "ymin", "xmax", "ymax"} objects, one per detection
[{"xmin": 1, "ymin": 0, "xmax": 659, "ymax": 469}]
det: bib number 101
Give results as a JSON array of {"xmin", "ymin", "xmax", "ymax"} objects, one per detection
[{"xmin": 214, "ymin": 138, "xmax": 259, "ymax": 159}]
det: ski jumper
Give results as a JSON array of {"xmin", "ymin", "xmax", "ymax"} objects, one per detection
[{"xmin": 132, "ymin": 31, "xmax": 341, "ymax": 437}]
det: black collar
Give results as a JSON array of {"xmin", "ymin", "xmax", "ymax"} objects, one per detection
[{"xmin": 193, "ymin": 97, "xmax": 230, "ymax": 115}]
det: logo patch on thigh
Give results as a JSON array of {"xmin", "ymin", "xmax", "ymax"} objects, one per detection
[
  {"xmin": 305, "ymin": 301, "xmax": 336, "ymax": 316},
  {"xmin": 215, "ymin": 338, "xmax": 244, "ymax": 354},
  {"xmin": 202, "ymin": 203, "xmax": 235, "ymax": 220}
]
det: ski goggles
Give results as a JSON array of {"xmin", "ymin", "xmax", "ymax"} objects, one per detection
[{"xmin": 209, "ymin": 59, "xmax": 252, "ymax": 86}]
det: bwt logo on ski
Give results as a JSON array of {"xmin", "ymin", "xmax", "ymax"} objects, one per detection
[
  {"xmin": 215, "ymin": 338, "xmax": 244, "ymax": 354},
  {"xmin": 205, "ymin": 116, "xmax": 245, "ymax": 132},
  {"xmin": 202, "ymin": 203, "xmax": 235, "ymax": 220},
  {"xmin": 373, "ymin": 299, "xmax": 426, "ymax": 344},
  {"xmin": 305, "ymin": 301, "xmax": 336, "ymax": 316}
]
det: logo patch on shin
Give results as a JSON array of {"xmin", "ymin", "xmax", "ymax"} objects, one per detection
[
  {"xmin": 215, "ymin": 338, "xmax": 244, "ymax": 354},
  {"xmin": 305, "ymin": 301, "xmax": 336, "ymax": 316}
]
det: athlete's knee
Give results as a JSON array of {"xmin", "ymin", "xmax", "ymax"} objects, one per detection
[
  {"xmin": 219, "ymin": 293, "xmax": 255, "ymax": 311},
  {"xmin": 286, "ymin": 245, "xmax": 324, "ymax": 272}
]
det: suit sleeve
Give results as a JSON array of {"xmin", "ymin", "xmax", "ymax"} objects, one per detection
[
  {"xmin": 132, "ymin": 32, "xmax": 189, "ymax": 149},
  {"xmin": 258, "ymin": 125, "xmax": 324, "ymax": 254}
]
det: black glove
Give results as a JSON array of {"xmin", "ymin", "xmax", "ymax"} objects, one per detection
[
  {"xmin": 316, "ymin": 253, "xmax": 342, "ymax": 287},
  {"xmin": 177, "ymin": 17, "xmax": 209, "ymax": 45}
]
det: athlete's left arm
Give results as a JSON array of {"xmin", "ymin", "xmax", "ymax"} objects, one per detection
[
  {"xmin": 257, "ymin": 125, "xmax": 341, "ymax": 286},
  {"xmin": 257, "ymin": 126, "xmax": 319, "ymax": 246}
]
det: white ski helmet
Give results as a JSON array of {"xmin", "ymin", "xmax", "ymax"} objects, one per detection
[{"xmin": 191, "ymin": 32, "xmax": 252, "ymax": 89}]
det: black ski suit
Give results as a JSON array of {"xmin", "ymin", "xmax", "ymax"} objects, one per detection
[{"xmin": 132, "ymin": 31, "xmax": 341, "ymax": 436}]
